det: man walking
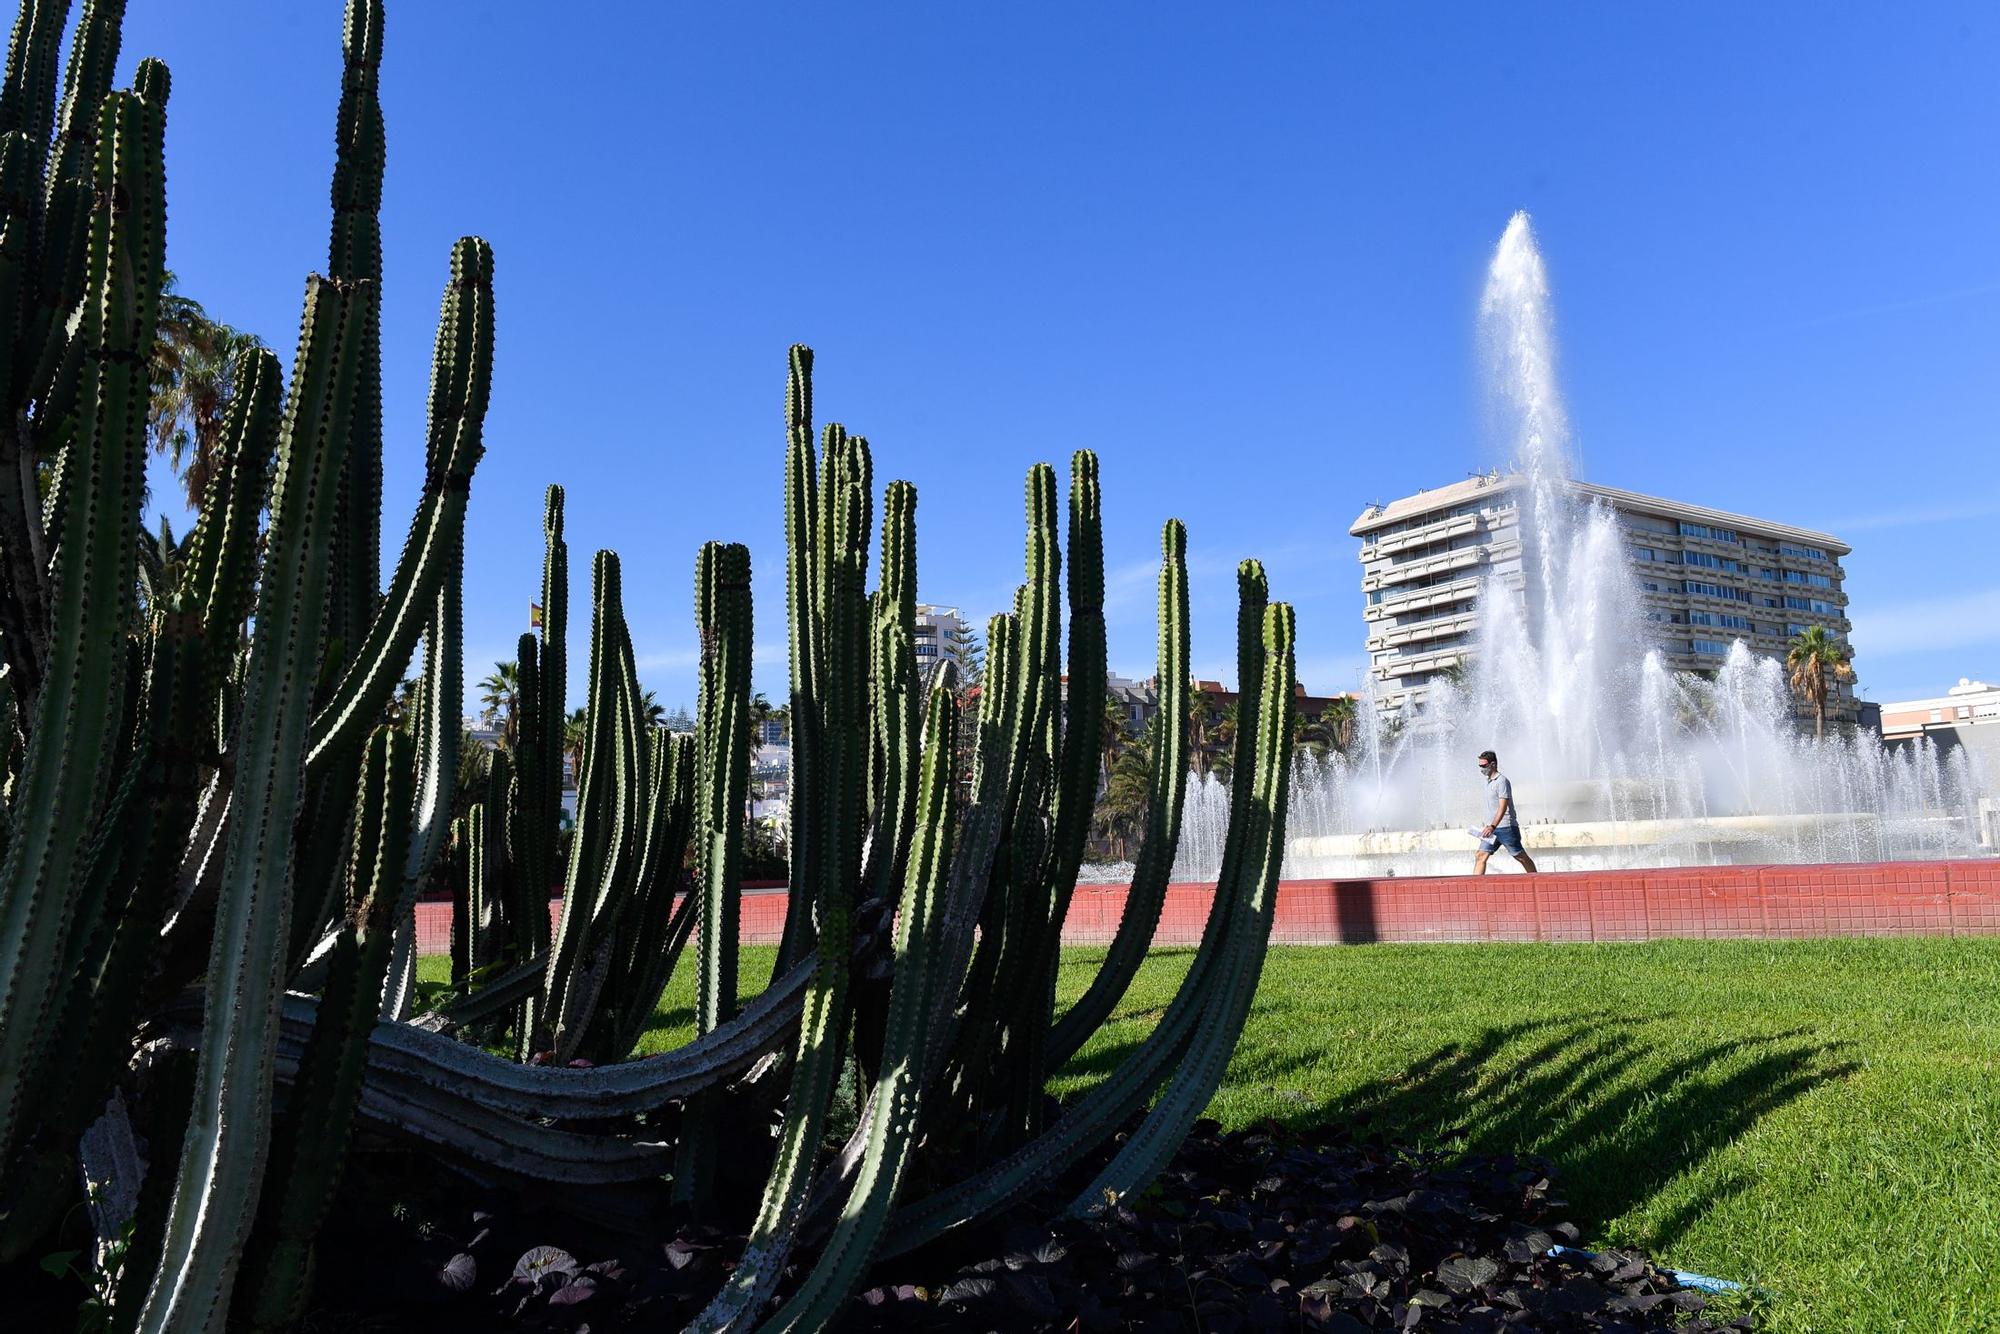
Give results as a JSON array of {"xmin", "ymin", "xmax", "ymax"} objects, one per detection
[{"xmin": 1474, "ymin": 750, "xmax": 1537, "ymax": 875}]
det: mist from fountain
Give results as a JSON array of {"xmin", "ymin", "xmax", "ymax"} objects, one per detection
[{"xmin": 1153, "ymin": 212, "xmax": 1990, "ymax": 882}]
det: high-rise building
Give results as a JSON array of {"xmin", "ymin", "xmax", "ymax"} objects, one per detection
[{"xmin": 1349, "ymin": 473, "xmax": 1856, "ymax": 724}]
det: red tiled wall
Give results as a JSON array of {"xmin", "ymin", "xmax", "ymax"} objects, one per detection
[{"xmin": 412, "ymin": 860, "xmax": 2000, "ymax": 954}]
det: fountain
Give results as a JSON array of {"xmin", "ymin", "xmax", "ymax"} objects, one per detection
[{"xmin": 1159, "ymin": 212, "xmax": 1991, "ymax": 882}]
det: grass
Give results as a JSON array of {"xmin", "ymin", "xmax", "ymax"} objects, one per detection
[{"xmin": 421, "ymin": 937, "xmax": 2000, "ymax": 1332}]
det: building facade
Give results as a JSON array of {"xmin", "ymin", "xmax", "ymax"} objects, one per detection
[
  {"xmin": 1349, "ymin": 473, "xmax": 1856, "ymax": 723},
  {"xmin": 1880, "ymin": 678, "xmax": 2000, "ymax": 739},
  {"xmin": 914, "ymin": 603, "xmax": 976, "ymax": 676}
]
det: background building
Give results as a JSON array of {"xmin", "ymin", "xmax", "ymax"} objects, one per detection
[
  {"xmin": 1879, "ymin": 678, "xmax": 2000, "ymax": 847},
  {"xmin": 914, "ymin": 604, "xmax": 976, "ymax": 675},
  {"xmin": 1350, "ymin": 473, "xmax": 1856, "ymax": 725}
]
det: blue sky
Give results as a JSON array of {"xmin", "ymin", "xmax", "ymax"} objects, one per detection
[{"xmin": 128, "ymin": 3, "xmax": 1999, "ymax": 713}]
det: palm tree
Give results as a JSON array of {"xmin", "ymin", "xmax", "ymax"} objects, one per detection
[
  {"xmin": 563, "ymin": 707, "xmax": 588, "ymax": 788},
  {"xmin": 1100, "ymin": 693, "xmax": 1130, "ymax": 793},
  {"xmin": 1091, "ymin": 729, "xmax": 1153, "ymax": 860},
  {"xmin": 747, "ymin": 690, "xmax": 775, "ymax": 746},
  {"xmin": 1786, "ymin": 626, "xmax": 1854, "ymax": 739},
  {"xmin": 1321, "ymin": 694, "xmax": 1358, "ymax": 754},
  {"xmin": 477, "ymin": 660, "xmax": 521, "ymax": 750},
  {"xmin": 149, "ymin": 273, "xmax": 264, "ymax": 510},
  {"xmin": 1188, "ymin": 685, "xmax": 1219, "ymax": 779},
  {"xmin": 636, "ymin": 689, "xmax": 667, "ymax": 730}
]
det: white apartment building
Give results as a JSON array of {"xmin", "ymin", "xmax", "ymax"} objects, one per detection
[
  {"xmin": 1350, "ymin": 473, "xmax": 1856, "ymax": 723},
  {"xmin": 914, "ymin": 604, "xmax": 973, "ymax": 673}
]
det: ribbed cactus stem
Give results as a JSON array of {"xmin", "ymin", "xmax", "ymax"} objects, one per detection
[
  {"xmin": 137, "ymin": 259, "xmax": 369, "ymax": 1332},
  {"xmin": 303, "ymin": 236, "xmax": 492, "ymax": 777},
  {"xmin": 1067, "ymin": 600, "xmax": 1294, "ymax": 1214},
  {"xmin": 235, "ymin": 725, "xmax": 411, "ymax": 1332},
  {"xmin": 0, "ymin": 85, "xmax": 158, "ymax": 1177},
  {"xmin": 674, "ymin": 540, "xmax": 751, "ymax": 1207},
  {"xmin": 1050, "ymin": 516, "xmax": 1189, "ymax": 1064},
  {"xmin": 325, "ymin": 0, "xmax": 385, "ymax": 660},
  {"xmin": 693, "ymin": 540, "xmax": 751, "ymax": 1031},
  {"xmin": 542, "ymin": 549, "xmax": 643, "ymax": 1059},
  {"xmin": 775, "ymin": 346, "xmax": 820, "ymax": 974},
  {"xmin": 764, "ymin": 679, "xmax": 958, "ymax": 1333}
]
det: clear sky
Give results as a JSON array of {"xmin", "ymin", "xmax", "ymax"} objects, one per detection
[{"xmin": 126, "ymin": 3, "xmax": 1999, "ymax": 714}]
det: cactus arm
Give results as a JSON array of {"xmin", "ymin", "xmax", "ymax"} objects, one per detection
[
  {"xmin": 673, "ymin": 540, "xmax": 751, "ymax": 1207},
  {"xmin": 303, "ymin": 236, "xmax": 491, "ymax": 775},
  {"xmin": 45, "ymin": 0, "xmax": 126, "ymax": 190},
  {"xmin": 694, "ymin": 543, "xmax": 750, "ymax": 1032},
  {"xmin": 0, "ymin": 0, "xmax": 63, "ymax": 153},
  {"xmin": 850, "ymin": 479, "xmax": 919, "ymax": 1084},
  {"xmin": 881, "ymin": 562, "xmax": 1273, "ymax": 1258},
  {"xmin": 378, "ymin": 518, "xmax": 463, "ymax": 1022},
  {"xmin": 179, "ymin": 346, "xmax": 282, "ymax": 746},
  {"xmin": 1066, "ymin": 601, "xmax": 1294, "ymax": 1213},
  {"xmin": 465, "ymin": 801, "xmax": 492, "ymax": 974},
  {"xmin": 0, "ymin": 87, "xmax": 155, "ymax": 1174},
  {"xmin": 136, "ymin": 260, "xmax": 367, "ymax": 1332},
  {"xmin": 762, "ymin": 679, "xmax": 957, "ymax": 1334},
  {"xmin": 773, "ymin": 346, "xmax": 819, "ymax": 974},
  {"xmin": 277, "ymin": 953, "xmax": 813, "ymax": 1123},
  {"xmin": 1041, "ymin": 450, "xmax": 1104, "ymax": 934},
  {"xmin": 605, "ymin": 731, "xmax": 697, "ymax": 1058},
  {"xmin": 235, "ymin": 725, "xmax": 411, "ymax": 1332},
  {"xmin": 0, "ymin": 131, "xmax": 51, "ymax": 695},
  {"xmin": 1048, "ymin": 517, "xmax": 1189, "ymax": 1064},
  {"xmin": 325, "ymin": 0, "xmax": 385, "ymax": 661},
  {"xmin": 513, "ymin": 486, "xmax": 566, "ymax": 1057},
  {"xmin": 542, "ymin": 550, "xmax": 644, "ymax": 1057},
  {"xmin": 687, "ymin": 447, "xmax": 869, "ymax": 1329}
]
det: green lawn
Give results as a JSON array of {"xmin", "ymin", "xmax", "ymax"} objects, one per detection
[{"xmin": 421, "ymin": 937, "xmax": 2000, "ymax": 1332}]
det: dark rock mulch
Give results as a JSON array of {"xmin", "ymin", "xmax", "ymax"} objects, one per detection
[
  {"xmin": 305, "ymin": 1119, "xmax": 1752, "ymax": 1331},
  {"xmin": 849, "ymin": 1119, "xmax": 1751, "ymax": 1331}
]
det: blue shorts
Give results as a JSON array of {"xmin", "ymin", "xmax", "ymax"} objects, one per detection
[{"xmin": 1487, "ymin": 825, "xmax": 1524, "ymax": 855}]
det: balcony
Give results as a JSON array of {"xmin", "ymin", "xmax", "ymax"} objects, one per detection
[
  {"xmin": 1364, "ymin": 545, "xmax": 1488, "ymax": 593},
  {"xmin": 1366, "ymin": 576, "xmax": 1481, "ymax": 621},
  {"xmin": 1366, "ymin": 611, "xmax": 1478, "ymax": 653},
  {"xmin": 1360, "ymin": 511, "xmax": 1483, "ymax": 562},
  {"xmin": 1373, "ymin": 647, "xmax": 1470, "ymax": 682}
]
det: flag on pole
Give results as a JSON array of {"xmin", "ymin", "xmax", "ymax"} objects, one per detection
[{"xmin": 529, "ymin": 602, "xmax": 543, "ymax": 629}]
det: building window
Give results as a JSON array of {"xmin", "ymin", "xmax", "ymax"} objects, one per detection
[
  {"xmin": 1685, "ymin": 579, "xmax": 1750, "ymax": 603},
  {"xmin": 1780, "ymin": 543, "xmax": 1829, "ymax": 562},
  {"xmin": 1692, "ymin": 639, "xmax": 1729, "ymax": 656},
  {"xmin": 1930, "ymin": 709, "xmax": 1944, "ymax": 724},
  {"xmin": 1681, "ymin": 522, "xmax": 1741, "ymax": 544}
]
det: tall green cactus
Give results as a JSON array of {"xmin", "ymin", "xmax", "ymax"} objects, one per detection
[
  {"xmin": 1049, "ymin": 517, "xmax": 1190, "ymax": 1063},
  {"xmin": 674, "ymin": 540, "xmax": 752, "ymax": 1206},
  {"xmin": 235, "ymin": 725, "xmax": 411, "ymax": 1332},
  {"xmin": 0, "ymin": 82, "xmax": 159, "ymax": 1176},
  {"xmin": 325, "ymin": 0, "xmax": 385, "ymax": 663},
  {"xmin": 764, "ymin": 675, "xmax": 958, "ymax": 1333},
  {"xmin": 136, "ymin": 260, "xmax": 367, "ymax": 1330}
]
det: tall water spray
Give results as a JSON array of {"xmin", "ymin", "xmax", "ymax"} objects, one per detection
[{"xmin": 1150, "ymin": 213, "xmax": 1991, "ymax": 881}]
